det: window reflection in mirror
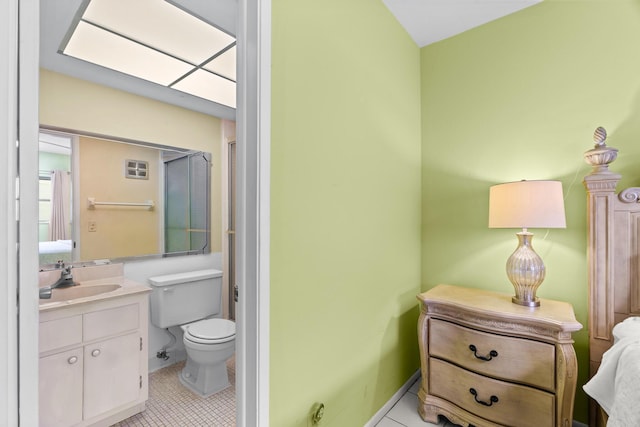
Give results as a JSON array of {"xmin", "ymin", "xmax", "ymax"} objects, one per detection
[
  {"xmin": 38, "ymin": 129, "xmax": 211, "ymax": 269},
  {"xmin": 38, "ymin": 132, "xmax": 73, "ymax": 265}
]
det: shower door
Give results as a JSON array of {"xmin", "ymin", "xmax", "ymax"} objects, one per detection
[{"xmin": 164, "ymin": 151, "xmax": 211, "ymax": 254}]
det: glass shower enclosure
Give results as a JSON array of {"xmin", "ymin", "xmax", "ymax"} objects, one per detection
[{"xmin": 164, "ymin": 151, "xmax": 211, "ymax": 254}]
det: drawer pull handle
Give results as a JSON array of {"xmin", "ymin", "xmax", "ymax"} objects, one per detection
[
  {"xmin": 469, "ymin": 388, "xmax": 499, "ymax": 407},
  {"xmin": 469, "ymin": 344, "xmax": 498, "ymax": 361},
  {"xmin": 469, "ymin": 387, "xmax": 498, "ymax": 406},
  {"xmin": 91, "ymin": 349, "xmax": 101, "ymax": 357},
  {"xmin": 67, "ymin": 356, "xmax": 78, "ymax": 364}
]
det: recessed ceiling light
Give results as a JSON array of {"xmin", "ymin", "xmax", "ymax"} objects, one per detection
[
  {"xmin": 83, "ymin": 0, "xmax": 234, "ymax": 65},
  {"xmin": 204, "ymin": 46, "xmax": 236, "ymax": 81},
  {"xmin": 173, "ymin": 69, "xmax": 236, "ymax": 109},
  {"xmin": 61, "ymin": 0, "xmax": 236, "ymax": 108},
  {"xmin": 64, "ymin": 21, "xmax": 195, "ymax": 86}
]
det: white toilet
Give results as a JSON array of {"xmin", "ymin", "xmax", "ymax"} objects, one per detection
[{"xmin": 148, "ymin": 269, "xmax": 235, "ymax": 397}]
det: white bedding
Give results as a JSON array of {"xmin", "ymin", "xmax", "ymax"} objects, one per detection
[{"xmin": 583, "ymin": 317, "xmax": 640, "ymax": 426}]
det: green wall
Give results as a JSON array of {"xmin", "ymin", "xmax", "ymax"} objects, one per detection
[
  {"xmin": 270, "ymin": 1, "xmax": 422, "ymax": 425},
  {"xmin": 420, "ymin": 0, "xmax": 640, "ymax": 422}
]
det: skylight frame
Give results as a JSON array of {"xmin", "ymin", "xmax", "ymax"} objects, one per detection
[{"xmin": 59, "ymin": 0, "xmax": 237, "ymax": 109}]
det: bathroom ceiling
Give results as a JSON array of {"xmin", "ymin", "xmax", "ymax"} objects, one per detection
[
  {"xmin": 39, "ymin": 131, "xmax": 72, "ymax": 155},
  {"xmin": 62, "ymin": 0, "xmax": 236, "ymax": 108},
  {"xmin": 382, "ymin": 0, "xmax": 542, "ymax": 47},
  {"xmin": 40, "ymin": 0, "xmax": 541, "ymax": 120},
  {"xmin": 40, "ymin": 0, "xmax": 237, "ymax": 120}
]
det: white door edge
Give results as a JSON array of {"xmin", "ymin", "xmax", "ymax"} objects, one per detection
[
  {"xmin": 0, "ymin": 0, "xmax": 21, "ymax": 425},
  {"xmin": 236, "ymin": 0, "xmax": 271, "ymax": 425}
]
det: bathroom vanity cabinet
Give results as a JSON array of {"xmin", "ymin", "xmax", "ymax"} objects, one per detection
[
  {"xmin": 39, "ymin": 290, "xmax": 150, "ymax": 427},
  {"xmin": 416, "ymin": 285, "xmax": 582, "ymax": 427}
]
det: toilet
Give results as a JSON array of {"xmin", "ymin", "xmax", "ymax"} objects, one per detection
[{"xmin": 148, "ymin": 269, "xmax": 235, "ymax": 397}]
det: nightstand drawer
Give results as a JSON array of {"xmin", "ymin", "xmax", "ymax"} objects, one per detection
[
  {"xmin": 430, "ymin": 358, "xmax": 554, "ymax": 427},
  {"xmin": 429, "ymin": 318, "xmax": 555, "ymax": 391}
]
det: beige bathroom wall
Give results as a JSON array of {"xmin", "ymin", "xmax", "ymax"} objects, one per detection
[
  {"xmin": 39, "ymin": 69, "xmax": 222, "ymax": 254},
  {"xmin": 78, "ymin": 136, "xmax": 160, "ymax": 260}
]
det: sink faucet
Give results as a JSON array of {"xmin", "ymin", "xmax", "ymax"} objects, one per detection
[{"xmin": 39, "ymin": 265, "xmax": 77, "ymax": 299}]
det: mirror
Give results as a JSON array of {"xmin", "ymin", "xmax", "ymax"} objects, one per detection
[{"xmin": 38, "ymin": 128, "xmax": 212, "ymax": 269}]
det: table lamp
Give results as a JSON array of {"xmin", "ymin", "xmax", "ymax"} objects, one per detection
[{"xmin": 488, "ymin": 180, "xmax": 566, "ymax": 307}]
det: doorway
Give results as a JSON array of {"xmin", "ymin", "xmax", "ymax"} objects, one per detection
[{"xmin": 3, "ymin": 0, "xmax": 271, "ymax": 426}]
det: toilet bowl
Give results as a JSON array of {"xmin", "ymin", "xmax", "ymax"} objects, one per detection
[
  {"xmin": 148, "ymin": 269, "xmax": 235, "ymax": 397},
  {"xmin": 179, "ymin": 318, "xmax": 236, "ymax": 397}
]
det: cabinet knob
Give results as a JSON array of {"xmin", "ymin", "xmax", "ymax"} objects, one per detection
[
  {"xmin": 91, "ymin": 349, "xmax": 101, "ymax": 357},
  {"xmin": 67, "ymin": 356, "xmax": 78, "ymax": 364}
]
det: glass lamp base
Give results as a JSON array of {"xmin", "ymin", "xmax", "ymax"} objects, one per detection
[{"xmin": 506, "ymin": 231, "xmax": 545, "ymax": 308}]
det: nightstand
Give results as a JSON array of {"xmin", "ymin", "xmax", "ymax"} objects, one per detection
[{"xmin": 416, "ymin": 284, "xmax": 582, "ymax": 427}]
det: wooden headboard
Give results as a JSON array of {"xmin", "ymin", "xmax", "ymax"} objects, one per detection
[{"xmin": 584, "ymin": 127, "xmax": 640, "ymax": 425}]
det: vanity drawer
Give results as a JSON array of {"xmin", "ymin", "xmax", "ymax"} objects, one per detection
[
  {"xmin": 429, "ymin": 358, "xmax": 554, "ymax": 427},
  {"xmin": 39, "ymin": 315, "xmax": 82, "ymax": 354},
  {"xmin": 429, "ymin": 318, "xmax": 555, "ymax": 391},
  {"xmin": 84, "ymin": 303, "xmax": 139, "ymax": 342}
]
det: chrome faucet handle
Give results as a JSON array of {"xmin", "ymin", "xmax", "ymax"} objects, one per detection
[{"xmin": 39, "ymin": 287, "xmax": 52, "ymax": 299}]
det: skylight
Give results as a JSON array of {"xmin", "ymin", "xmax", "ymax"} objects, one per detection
[{"xmin": 61, "ymin": 0, "xmax": 236, "ymax": 108}]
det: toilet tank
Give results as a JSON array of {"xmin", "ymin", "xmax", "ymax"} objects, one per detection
[{"xmin": 148, "ymin": 269, "xmax": 223, "ymax": 329}]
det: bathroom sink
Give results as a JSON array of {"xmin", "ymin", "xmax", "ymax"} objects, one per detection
[{"xmin": 42, "ymin": 283, "xmax": 122, "ymax": 303}]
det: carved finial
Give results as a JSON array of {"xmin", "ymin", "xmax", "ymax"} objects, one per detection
[
  {"xmin": 584, "ymin": 126, "xmax": 618, "ymax": 174},
  {"xmin": 593, "ymin": 126, "xmax": 607, "ymax": 146}
]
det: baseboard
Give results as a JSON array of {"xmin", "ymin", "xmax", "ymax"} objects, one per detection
[
  {"xmin": 363, "ymin": 369, "xmax": 421, "ymax": 427},
  {"xmin": 364, "ymin": 370, "xmax": 589, "ymax": 427}
]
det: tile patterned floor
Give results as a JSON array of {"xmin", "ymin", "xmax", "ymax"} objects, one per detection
[
  {"xmin": 110, "ymin": 363, "xmax": 586, "ymax": 427},
  {"xmin": 112, "ymin": 358, "xmax": 236, "ymax": 427},
  {"xmin": 113, "ymin": 362, "xmax": 450, "ymax": 427},
  {"xmin": 375, "ymin": 378, "xmax": 459, "ymax": 427}
]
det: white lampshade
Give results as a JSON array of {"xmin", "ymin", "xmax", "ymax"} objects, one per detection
[{"xmin": 488, "ymin": 180, "xmax": 566, "ymax": 229}]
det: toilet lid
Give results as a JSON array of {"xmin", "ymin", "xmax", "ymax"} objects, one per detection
[{"xmin": 185, "ymin": 319, "xmax": 235, "ymax": 343}]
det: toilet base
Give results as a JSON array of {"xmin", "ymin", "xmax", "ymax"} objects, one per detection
[{"xmin": 179, "ymin": 358, "xmax": 231, "ymax": 398}]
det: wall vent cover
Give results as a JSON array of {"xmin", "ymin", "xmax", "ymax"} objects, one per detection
[{"xmin": 125, "ymin": 159, "xmax": 149, "ymax": 180}]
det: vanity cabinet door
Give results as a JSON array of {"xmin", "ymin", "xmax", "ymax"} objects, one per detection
[
  {"xmin": 39, "ymin": 348, "xmax": 83, "ymax": 427},
  {"xmin": 83, "ymin": 332, "xmax": 141, "ymax": 420}
]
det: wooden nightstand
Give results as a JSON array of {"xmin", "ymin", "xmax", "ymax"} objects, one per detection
[{"xmin": 417, "ymin": 285, "xmax": 582, "ymax": 427}]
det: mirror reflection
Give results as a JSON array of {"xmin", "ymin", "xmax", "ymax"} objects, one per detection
[{"xmin": 38, "ymin": 129, "xmax": 211, "ymax": 268}]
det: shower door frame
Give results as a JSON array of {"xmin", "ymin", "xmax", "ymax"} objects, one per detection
[{"xmin": 223, "ymin": 138, "xmax": 238, "ymax": 321}]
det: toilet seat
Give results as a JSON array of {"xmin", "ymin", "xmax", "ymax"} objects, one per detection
[{"xmin": 184, "ymin": 319, "xmax": 235, "ymax": 344}]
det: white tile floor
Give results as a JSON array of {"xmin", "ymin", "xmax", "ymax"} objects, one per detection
[
  {"xmin": 376, "ymin": 378, "xmax": 587, "ymax": 427},
  {"xmin": 375, "ymin": 378, "xmax": 459, "ymax": 427}
]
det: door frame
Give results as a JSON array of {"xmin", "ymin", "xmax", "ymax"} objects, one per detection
[
  {"xmin": 1, "ymin": 0, "xmax": 271, "ymax": 425},
  {"xmin": 0, "ymin": 1, "xmax": 23, "ymax": 425},
  {"xmin": 236, "ymin": 0, "xmax": 271, "ymax": 424}
]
